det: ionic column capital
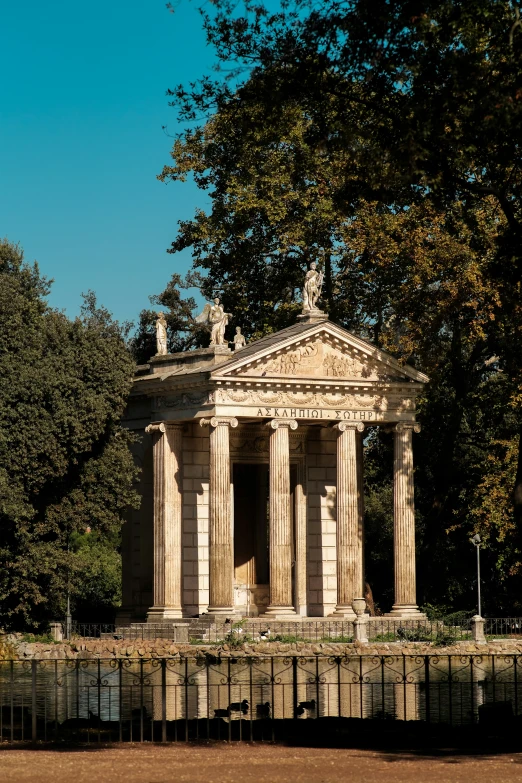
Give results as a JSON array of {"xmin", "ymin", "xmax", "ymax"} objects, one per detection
[
  {"xmin": 200, "ymin": 416, "xmax": 238, "ymax": 429},
  {"xmin": 334, "ymin": 421, "xmax": 365, "ymax": 433},
  {"xmin": 146, "ymin": 421, "xmax": 184, "ymax": 436},
  {"xmin": 266, "ymin": 419, "xmax": 298, "ymax": 431},
  {"xmin": 145, "ymin": 422, "xmax": 166, "ymax": 435},
  {"xmin": 395, "ymin": 422, "xmax": 421, "ymax": 434}
]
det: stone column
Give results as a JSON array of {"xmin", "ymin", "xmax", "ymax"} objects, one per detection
[
  {"xmin": 356, "ymin": 428, "xmax": 365, "ymax": 597},
  {"xmin": 331, "ymin": 421, "xmax": 365, "ymax": 618},
  {"xmin": 264, "ymin": 419, "xmax": 298, "ymax": 617},
  {"xmin": 145, "ymin": 422, "xmax": 184, "ymax": 621},
  {"xmin": 389, "ymin": 422, "xmax": 423, "ymax": 617},
  {"xmin": 201, "ymin": 416, "xmax": 238, "ymax": 615}
]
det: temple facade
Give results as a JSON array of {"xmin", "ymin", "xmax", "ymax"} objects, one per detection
[{"xmin": 119, "ymin": 309, "xmax": 428, "ymax": 622}]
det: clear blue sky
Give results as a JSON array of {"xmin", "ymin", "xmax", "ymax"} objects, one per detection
[{"xmin": 1, "ymin": 0, "xmax": 214, "ymax": 326}]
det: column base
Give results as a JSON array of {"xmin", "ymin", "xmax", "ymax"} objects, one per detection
[
  {"xmin": 206, "ymin": 606, "xmax": 236, "ymax": 619},
  {"xmin": 147, "ymin": 607, "xmax": 183, "ymax": 622},
  {"xmin": 385, "ymin": 604, "xmax": 426, "ymax": 619},
  {"xmin": 262, "ymin": 605, "xmax": 298, "ymax": 619},
  {"xmin": 329, "ymin": 605, "xmax": 357, "ymax": 619}
]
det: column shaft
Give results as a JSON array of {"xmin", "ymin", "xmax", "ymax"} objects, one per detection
[
  {"xmin": 146, "ymin": 422, "xmax": 183, "ymax": 621},
  {"xmin": 389, "ymin": 422, "xmax": 422, "ymax": 617},
  {"xmin": 206, "ymin": 417, "xmax": 237, "ymax": 614},
  {"xmin": 265, "ymin": 419, "xmax": 298, "ymax": 616},
  {"xmin": 332, "ymin": 422, "xmax": 364, "ymax": 618},
  {"xmin": 356, "ymin": 428, "xmax": 365, "ymax": 597}
]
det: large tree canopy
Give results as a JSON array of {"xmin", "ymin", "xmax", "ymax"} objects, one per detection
[
  {"xmin": 137, "ymin": 0, "xmax": 522, "ymax": 612},
  {"xmin": 0, "ymin": 239, "xmax": 139, "ymax": 629}
]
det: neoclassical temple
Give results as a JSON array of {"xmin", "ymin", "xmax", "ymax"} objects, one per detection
[{"xmin": 120, "ymin": 281, "xmax": 428, "ymax": 622}]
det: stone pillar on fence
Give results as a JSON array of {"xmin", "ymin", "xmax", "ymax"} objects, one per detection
[
  {"xmin": 353, "ymin": 616, "xmax": 369, "ymax": 643},
  {"xmin": 471, "ymin": 615, "xmax": 486, "ymax": 643},
  {"xmin": 49, "ymin": 622, "xmax": 63, "ymax": 642}
]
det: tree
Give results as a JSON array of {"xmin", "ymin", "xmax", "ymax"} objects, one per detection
[
  {"xmin": 148, "ymin": 0, "xmax": 522, "ymax": 610},
  {"xmin": 184, "ymin": 0, "xmax": 522, "ymax": 520},
  {"xmin": 0, "ymin": 239, "xmax": 140, "ymax": 629}
]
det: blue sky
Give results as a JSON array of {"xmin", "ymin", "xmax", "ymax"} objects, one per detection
[{"xmin": 1, "ymin": 1, "xmax": 214, "ymax": 326}]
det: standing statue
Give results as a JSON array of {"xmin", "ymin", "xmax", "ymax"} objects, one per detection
[
  {"xmin": 302, "ymin": 262, "xmax": 324, "ymax": 312},
  {"xmin": 232, "ymin": 326, "xmax": 246, "ymax": 351},
  {"xmin": 195, "ymin": 297, "xmax": 232, "ymax": 346},
  {"xmin": 155, "ymin": 311, "xmax": 168, "ymax": 355}
]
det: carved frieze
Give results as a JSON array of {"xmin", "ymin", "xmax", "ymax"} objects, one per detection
[
  {"xmin": 217, "ymin": 388, "xmax": 413, "ymax": 411},
  {"xmin": 155, "ymin": 391, "xmax": 215, "ymax": 409},
  {"xmin": 154, "ymin": 387, "xmax": 414, "ymax": 415}
]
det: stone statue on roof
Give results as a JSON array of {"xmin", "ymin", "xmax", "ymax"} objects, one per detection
[
  {"xmin": 232, "ymin": 326, "xmax": 246, "ymax": 351},
  {"xmin": 302, "ymin": 262, "xmax": 324, "ymax": 313},
  {"xmin": 155, "ymin": 311, "xmax": 168, "ymax": 355},
  {"xmin": 195, "ymin": 297, "xmax": 232, "ymax": 346}
]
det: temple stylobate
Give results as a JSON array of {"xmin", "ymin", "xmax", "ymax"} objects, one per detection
[{"xmin": 120, "ymin": 294, "xmax": 428, "ymax": 623}]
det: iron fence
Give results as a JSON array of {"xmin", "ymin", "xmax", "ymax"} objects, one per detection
[
  {"xmin": 61, "ymin": 617, "xmax": 522, "ymax": 644},
  {"xmin": 69, "ymin": 623, "xmax": 117, "ymax": 639},
  {"xmin": 485, "ymin": 618, "xmax": 522, "ymax": 638},
  {"xmin": 188, "ymin": 618, "xmax": 474, "ymax": 644},
  {"xmin": 1, "ymin": 654, "xmax": 521, "ymax": 743}
]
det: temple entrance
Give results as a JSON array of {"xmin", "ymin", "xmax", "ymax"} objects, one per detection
[
  {"xmin": 233, "ymin": 463, "xmax": 269, "ymax": 615},
  {"xmin": 233, "ymin": 463, "xmax": 298, "ymax": 615}
]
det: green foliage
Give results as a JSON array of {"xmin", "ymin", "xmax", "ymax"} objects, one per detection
[
  {"xmin": 137, "ymin": 0, "xmax": 522, "ymax": 612},
  {"xmin": 21, "ymin": 633, "xmax": 58, "ymax": 644},
  {"xmin": 129, "ymin": 271, "xmax": 208, "ymax": 365},
  {"xmin": 0, "ymin": 239, "xmax": 140, "ymax": 629},
  {"xmin": 70, "ymin": 531, "xmax": 123, "ymax": 620}
]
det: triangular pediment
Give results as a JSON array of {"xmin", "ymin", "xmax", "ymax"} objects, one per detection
[{"xmin": 212, "ymin": 321, "xmax": 428, "ymax": 384}]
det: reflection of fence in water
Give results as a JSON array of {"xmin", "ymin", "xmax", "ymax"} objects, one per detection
[{"xmin": 2, "ymin": 655, "xmax": 522, "ymax": 741}]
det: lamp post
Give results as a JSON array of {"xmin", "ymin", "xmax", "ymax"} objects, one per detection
[
  {"xmin": 471, "ymin": 533, "xmax": 482, "ymax": 617},
  {"xmin": 65, "ymin": 533, "xmax": 72, "ymax": 640}
]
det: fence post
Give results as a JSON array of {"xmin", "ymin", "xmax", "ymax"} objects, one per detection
[
  {"xmin": 354, "ymin": 616, "xmax": 369, "ymax": 644},
  {"xmin": 471, "ymin": 615, "xmax": 486, "ymax": 644},
  {"xmin": 161, "ymin": 659, "xmax": 167, "ymax": 743},
  {"xmin": 49, "ymin": 622, "xmax": 63, "ymax": 642},
  {"xmin": 31, "ymin": 660, "xmax": 37, "ymax": 742}
]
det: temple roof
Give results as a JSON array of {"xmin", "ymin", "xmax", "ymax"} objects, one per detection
[{"xmin": 211, "ymin": 317, "xmax": 428, "ymax": 385}]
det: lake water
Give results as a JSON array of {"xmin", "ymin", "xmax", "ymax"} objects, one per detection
[{"xmin": 0, "ymin": 654, "xmax": 519, "ymax": 740}]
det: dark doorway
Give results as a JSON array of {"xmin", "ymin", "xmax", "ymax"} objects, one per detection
[{"xmin": 233, "ymin": 463, "xmax": 269, "ymax": 587}]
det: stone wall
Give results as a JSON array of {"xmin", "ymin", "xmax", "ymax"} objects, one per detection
[
  {"xmin": 306, "ymin": 427, "xmax": 337, "ymax": 616},
  {"xmin": 181, "ymin": 422, "xmax": 210, "ymax": 616},
  {"xmin": 10, "ymin": 637, "xmax": 522, "ymax": 660}
]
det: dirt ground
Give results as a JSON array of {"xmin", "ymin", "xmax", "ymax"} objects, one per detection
[{"xmin": 1, "ymin": 744, "xmax": 522, "ymax": 783}]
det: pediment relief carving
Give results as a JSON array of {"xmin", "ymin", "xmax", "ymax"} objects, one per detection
[{"xmin": 233, "ymin": 337, "xmax": 396, "ymax": 381}]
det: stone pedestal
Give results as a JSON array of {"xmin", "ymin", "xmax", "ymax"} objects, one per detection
[
  {"xmin": 202, "ymin": 416, "xmax": 238, "ymax": 616},
  {"xmin": 388, "ymin": 423, "xmax": 424, "ymax": 618},
  {"xmin": 471, "ymin": 615, "xmax": 486, "ymax": 643},
  {"xmin": 49, "ymin": 622, "xmax": 63, "ymax": 642},
  {"xmin": 264, "ymin": 419, "xmax": 298, "ymax": 617},
  {"xmin": 331, "ymin": 422, "xmax": 364, "ymax": 618},
  {"xmin": 146, "ymin": 422, "xmax": 184, "ymax": 621},
  {"xmin": 353, "ymin": 616, "xmax": 369, "ymax": 643}
]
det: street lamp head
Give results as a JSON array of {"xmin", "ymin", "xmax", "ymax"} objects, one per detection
[{"xmin": 472, "ymin": 533, "xmax": 481, "ymax": 546}]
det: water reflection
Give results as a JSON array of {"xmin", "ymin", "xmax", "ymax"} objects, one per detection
[{"xmin": 0, "ymin": 655, "xmax": 520, "ymax": 738}]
